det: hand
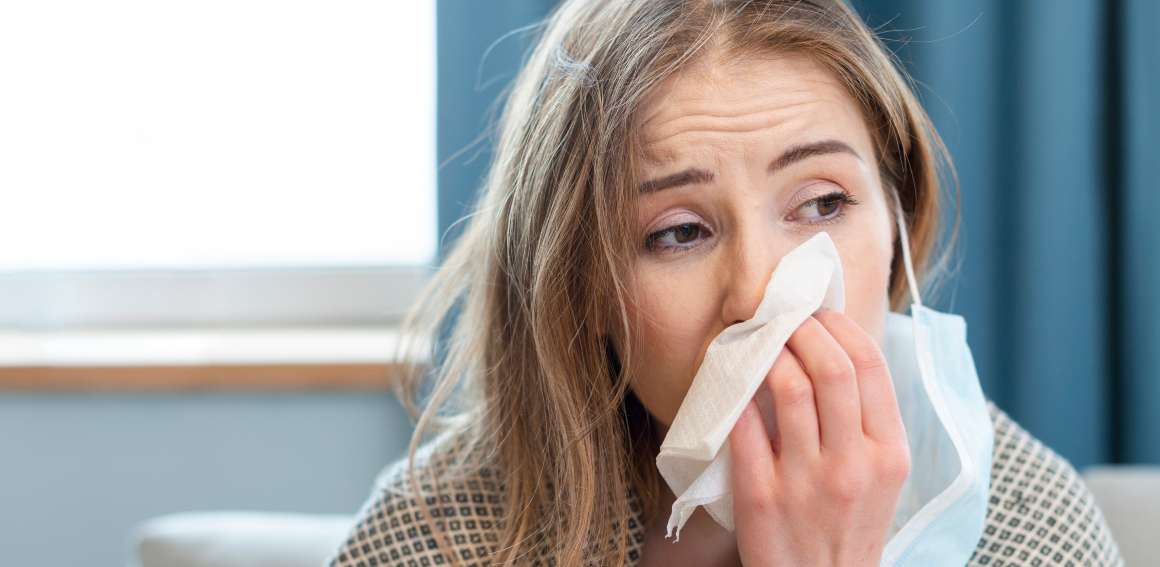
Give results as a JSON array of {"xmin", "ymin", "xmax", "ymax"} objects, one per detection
[{"xmin": 728, "ymin": 309, "xmax": 910, "ymax": 567}]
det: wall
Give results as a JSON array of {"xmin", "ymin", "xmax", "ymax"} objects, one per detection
[{"xmin": 0, "ymin": 392, "xmax": 414, "ymax": 567}]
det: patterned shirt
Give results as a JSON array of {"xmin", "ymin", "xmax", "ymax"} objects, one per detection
[{"xmin": 328, "ymin": 402, "xmax": 1124, "ymax": 566}]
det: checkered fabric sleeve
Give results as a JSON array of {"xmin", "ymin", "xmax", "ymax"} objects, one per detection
[
  {"xmin": 325, "ymin": 429, "xmax": 647, "ymax": 567},
  {"xmin": 326, "ymin": 430, "xmax": 509, "ymax": 567},
  {"xmin": 967, "ymin": 402, "xmax": 1124, "ymax": 567},
  {"xmin": 327, "ymin": 401, "xmax": 1125, "ymax": 567}
]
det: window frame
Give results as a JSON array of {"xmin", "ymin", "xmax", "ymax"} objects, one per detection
[{"xmin": 0, "ymin": 265, "xmax": 430, "ymax": 330}]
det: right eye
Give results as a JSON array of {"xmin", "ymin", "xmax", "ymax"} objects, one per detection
[{"xmin": 644, "ymin": 222, "xmax": 711, "ymax": 254}]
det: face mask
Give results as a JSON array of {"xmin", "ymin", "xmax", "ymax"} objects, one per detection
[{"xmin": 655, "ymin": 197, "xmax": 993, "ymax": 566}]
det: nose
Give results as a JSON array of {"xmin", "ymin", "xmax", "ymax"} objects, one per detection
[{"xmin": 719, "ymin": 231, "xmax": 778, "ymax": 327}]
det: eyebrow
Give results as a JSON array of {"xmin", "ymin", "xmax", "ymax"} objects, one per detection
[{"xmin": 637, "ymin": 139, "xmax": 862, "ymax": 194}]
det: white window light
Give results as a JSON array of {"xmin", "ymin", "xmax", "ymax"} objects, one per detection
[{"xmin": 0, "ymin": 1, "xmax": 436, "ymax": 330}]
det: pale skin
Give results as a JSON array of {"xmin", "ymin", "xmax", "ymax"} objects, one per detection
[{"xmin": 626, "ymin": 50, "xmax": 911, "ymax": 566}]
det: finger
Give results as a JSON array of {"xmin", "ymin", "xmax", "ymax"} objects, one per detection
[
  {"xmin": 753, "ymin": 380, "xmax": 780, "ymax": 455},
  {"xmin": 786, "ymin": 316, "xmax": 862, "ymax": 453},
  {"xmin": 813, "ymin": 309, "xmax": 906, "ymax": 444},
  {"xmin": 729, "ymin": 400, "xmax": 776, "ymax": 501},
  {"xmin": 765, "ymin": 348, "xmax": 819, "ymax": 459}
]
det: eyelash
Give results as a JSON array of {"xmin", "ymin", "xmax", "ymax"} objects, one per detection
[{"xmin": 642, "ymin": 190, "xmax": 860, "ymax": 254}]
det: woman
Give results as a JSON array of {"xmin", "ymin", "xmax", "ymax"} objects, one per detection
[{"xmin": 330, "ymin": 1, "xmax": 1123, "ymax": 565}]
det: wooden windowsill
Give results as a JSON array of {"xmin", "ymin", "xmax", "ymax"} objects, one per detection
[{"xmin": 0, "ymin": 326, "xmax": 415, "ymax": 392}]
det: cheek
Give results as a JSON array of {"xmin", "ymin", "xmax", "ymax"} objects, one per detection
[
  {"xmin": 831, "ymin": 186, "xmax": 896, "ymax": 344},
  {"xmin": 625, "ymin": 266, "xmax": 719, "ymax": 427},
  {"xmin": 835, "ymin": 235, "xmax": 893, "ymax": 345}
]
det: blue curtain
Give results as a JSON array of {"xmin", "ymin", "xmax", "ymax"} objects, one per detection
[
  {"xmin": 852, "ymin": 0, "xmax": 1159, "ymax": 467},
  {"xmin": 436, "ymin": 0, "xmax": 1160, "ymax": 468},
  {"xmin": 436, "ymin": 0, "xmax": 558, "ymax": 249}
]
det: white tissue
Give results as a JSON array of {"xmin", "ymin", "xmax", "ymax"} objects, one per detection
[{"xmin": 655, "ymin": 231, "xmax": 845, "ymax": 540}]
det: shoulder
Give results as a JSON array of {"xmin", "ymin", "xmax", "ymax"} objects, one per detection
[
  {"xmin": 969, "ymin": 401, "xmax": 1124, "ymax": 566},
  {"xmin": 327, "ymin": 426, "xmax": 507, "ymax": 567}
]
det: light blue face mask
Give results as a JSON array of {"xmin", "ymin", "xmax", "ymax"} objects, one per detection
[{"xmin": 878, "ymin": 196, "xmax": 994, "ymax": 566}]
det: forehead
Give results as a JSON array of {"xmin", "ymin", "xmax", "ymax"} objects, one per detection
[{"xmin": 634, "ymin": 50, "xmax": 869, "ymax": 165}]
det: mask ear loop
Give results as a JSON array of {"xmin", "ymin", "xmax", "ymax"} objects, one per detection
[{"xmin": 892, "ymin": 191, "xmax": 923, "ymax": 308}]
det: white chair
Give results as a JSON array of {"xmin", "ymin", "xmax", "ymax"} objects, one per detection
[
  {"xmin": 1081, "ymin": 465, "xmax": 1160, "ymax": 567},
  {"xmin": 132, "ymin": 511, "xmax": 354, "ymax": 567}
]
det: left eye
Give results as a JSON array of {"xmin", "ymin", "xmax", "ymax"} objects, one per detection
[
  {"xmin": 644, "ymin": 222, "xmax": 709, "ymax": 252},
  {"xmin": 794, "ymin": 191, "xmax": 857, "ymax": 222}
]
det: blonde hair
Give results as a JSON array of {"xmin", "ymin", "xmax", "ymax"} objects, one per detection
[{"xmin": 395, "ymin": 0, "xmax": 956, "ymax": 565}]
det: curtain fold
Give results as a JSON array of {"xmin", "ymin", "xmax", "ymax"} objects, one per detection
[{"xmin": 1120, "ymin": 0, "xmax": 1160, "ymax": 464}]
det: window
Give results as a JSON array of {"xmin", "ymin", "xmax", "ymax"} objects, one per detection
[{"xmin": 0, "ymin": 1, "xmax": 435, "ymax": 330}]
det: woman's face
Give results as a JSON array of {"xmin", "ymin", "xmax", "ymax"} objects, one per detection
[{"xmin": 626, "ymin": 51, "xmax": 896, "ymax": 430}]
